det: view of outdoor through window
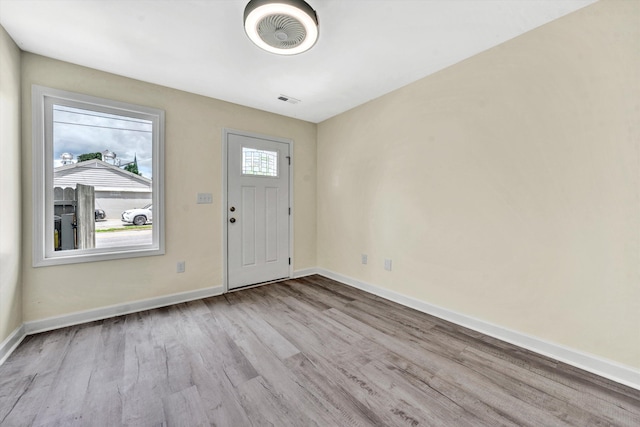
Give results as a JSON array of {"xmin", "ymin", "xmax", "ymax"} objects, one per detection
[
  {"xmin": 242, "ymin": 147, "xmax": 278, "ymax": 177},
  {"xmin": 53, "ymin": 104, "xmax": 154, "ymax": 251}
]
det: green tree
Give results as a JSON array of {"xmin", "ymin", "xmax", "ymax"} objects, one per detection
[
  {"xmin": 124, "ymin": 162, "xmax": 139, "ymax": 175},
  {"xmin": 77, "ymin": 152, "xmax": 102, "ymax": 162},
  {"xmin": 124, "ymin": 154, "xmax": 140, "ymax": 176}
]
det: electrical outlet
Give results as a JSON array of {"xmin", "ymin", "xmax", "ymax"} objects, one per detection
[
  {"xmin": 197, "ymin": 193, "xmax": 213, "ymax": 204},
  {"xmin": 177, "ymin": 261, "xmax": 185, "ymax": 273},
  {"xmin": 384, "ymin": 259, "xmax": 392, "ymax": 271},
  {"xmin": 361, "ymin": 254, "xmax": 368, "ymax": 264}
]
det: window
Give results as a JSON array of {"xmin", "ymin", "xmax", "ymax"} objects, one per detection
[
  {"xmin": 242, "ymin": 147, "xmax": 278, "ymax": 177},
  {"xmin": 32, "ymin": 85, "xmax": 165, "ymax": 266}
]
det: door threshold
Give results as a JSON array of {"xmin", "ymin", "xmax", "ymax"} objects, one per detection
[{"xmin": 227, "ymin": 276, "xmax": 290, "ymax": 293}]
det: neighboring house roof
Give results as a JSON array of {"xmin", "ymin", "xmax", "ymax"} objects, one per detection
[{"xmin": 54, "ymin": 159, "xmax": 152, "ymax": 192}]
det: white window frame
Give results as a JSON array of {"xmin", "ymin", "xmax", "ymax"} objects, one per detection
[{"xmin": 32, "ymin": 85, "xmax": 165, "ymax": 267}]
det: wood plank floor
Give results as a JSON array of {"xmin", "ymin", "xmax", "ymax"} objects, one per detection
[{"xmin": 1, "ymin": 275, "xmax": 638, "ymax": 426}]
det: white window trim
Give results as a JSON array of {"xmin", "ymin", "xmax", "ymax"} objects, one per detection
[{"xmin": 32, "ymin": 85, "xmax": 165, "ymax": 267}]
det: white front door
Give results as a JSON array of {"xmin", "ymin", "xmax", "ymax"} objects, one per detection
[{"xmin": 226, "ymin": 131, "xmax": 291, "ymax": 290}]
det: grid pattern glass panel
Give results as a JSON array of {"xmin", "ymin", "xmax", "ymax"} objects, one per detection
[{"xmin": 242, "ymin": 147, "xmax": 278, "ymax": 177}]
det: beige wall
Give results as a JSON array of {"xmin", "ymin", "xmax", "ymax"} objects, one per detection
[
  {"xmin": 317, "ymin": 0, "xmax": 640, "ymax": 368},
  {"xmin": 21, "ymin": 54, "xmax": 317, "ymax": 321},
  {"xmin": 0, "ymin": 25, "xmax": 23, "ymax": 343},
  {"xmin": 6, "ymin": 0, "xmax": 638, "ymax": 373}
]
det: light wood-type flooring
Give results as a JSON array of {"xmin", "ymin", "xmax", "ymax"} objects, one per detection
[{"xmin": 1, "ymin": 275, "xmax": 639, "ymax": 426}]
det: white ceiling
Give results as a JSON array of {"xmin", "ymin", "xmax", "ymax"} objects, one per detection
[{"xmin": 0, "ymin": 0, "xmax": 597, "ymax": 123}]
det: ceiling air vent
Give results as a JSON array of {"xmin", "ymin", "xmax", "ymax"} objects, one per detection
[{"xmin": 278, "ymin": 95, "xmax": 301, "ymax": 104}]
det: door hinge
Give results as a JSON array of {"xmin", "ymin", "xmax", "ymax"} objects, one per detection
[
  {"xmin": 288, "ymin": 207, "xmax": 291, "ymax": 215},
  {"xmin": 288, "ymin": 257, "xmax": 291, "ymax": 265},
  {"xmin": 286, "ymin": 156, "xmax": 291, "ymax": 165}
]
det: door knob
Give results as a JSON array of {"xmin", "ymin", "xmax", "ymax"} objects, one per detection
[
  {"xmin": 230, "ymin": 206, "xmax": 236, "ymax": 212},
  {"xmin": 229, "ymin": 218, "xmax": 236, "ymax": 223}
]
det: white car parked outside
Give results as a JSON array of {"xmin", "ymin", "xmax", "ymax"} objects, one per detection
[{"xmin": 121, "ymin": 204, "xmax": 153, "ymax": 226}]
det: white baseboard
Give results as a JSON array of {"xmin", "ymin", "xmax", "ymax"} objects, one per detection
[
  {"xmin": 0, "ymin": 324, "xmax": 26, "ymax": 365},
  {"xmin": 315, "ymin": 268, "xmax": 640, "ymax": 391},
  {"xmin": 4, "ymin": 269, "xmax": 639, "ymax": 391},
  {"xmin": 293, "ymin": 267, "xmax": 320, "ymax": 278},
  {"xmin": 23, "ymin": 285, "xmax": 224, "ymax": 336}
]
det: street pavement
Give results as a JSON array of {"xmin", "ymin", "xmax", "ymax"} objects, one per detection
[{"xmin": 94, "ymin": 218, "xmax": 152, "ymax": 248}]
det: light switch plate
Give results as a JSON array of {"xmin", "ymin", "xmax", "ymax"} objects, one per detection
[{"xmin": 197, "ymin": 193, "xmax": 213, "ymax": 204}]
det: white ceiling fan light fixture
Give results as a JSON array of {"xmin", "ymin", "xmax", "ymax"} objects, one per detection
[{"xmin": 244, "ymin": 0, "xmax": 319, "ymax": 55}]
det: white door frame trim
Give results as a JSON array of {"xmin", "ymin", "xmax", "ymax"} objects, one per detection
[{"xmin": 222, "ymin": 128, "xmax": 294, "ymax": 293}]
